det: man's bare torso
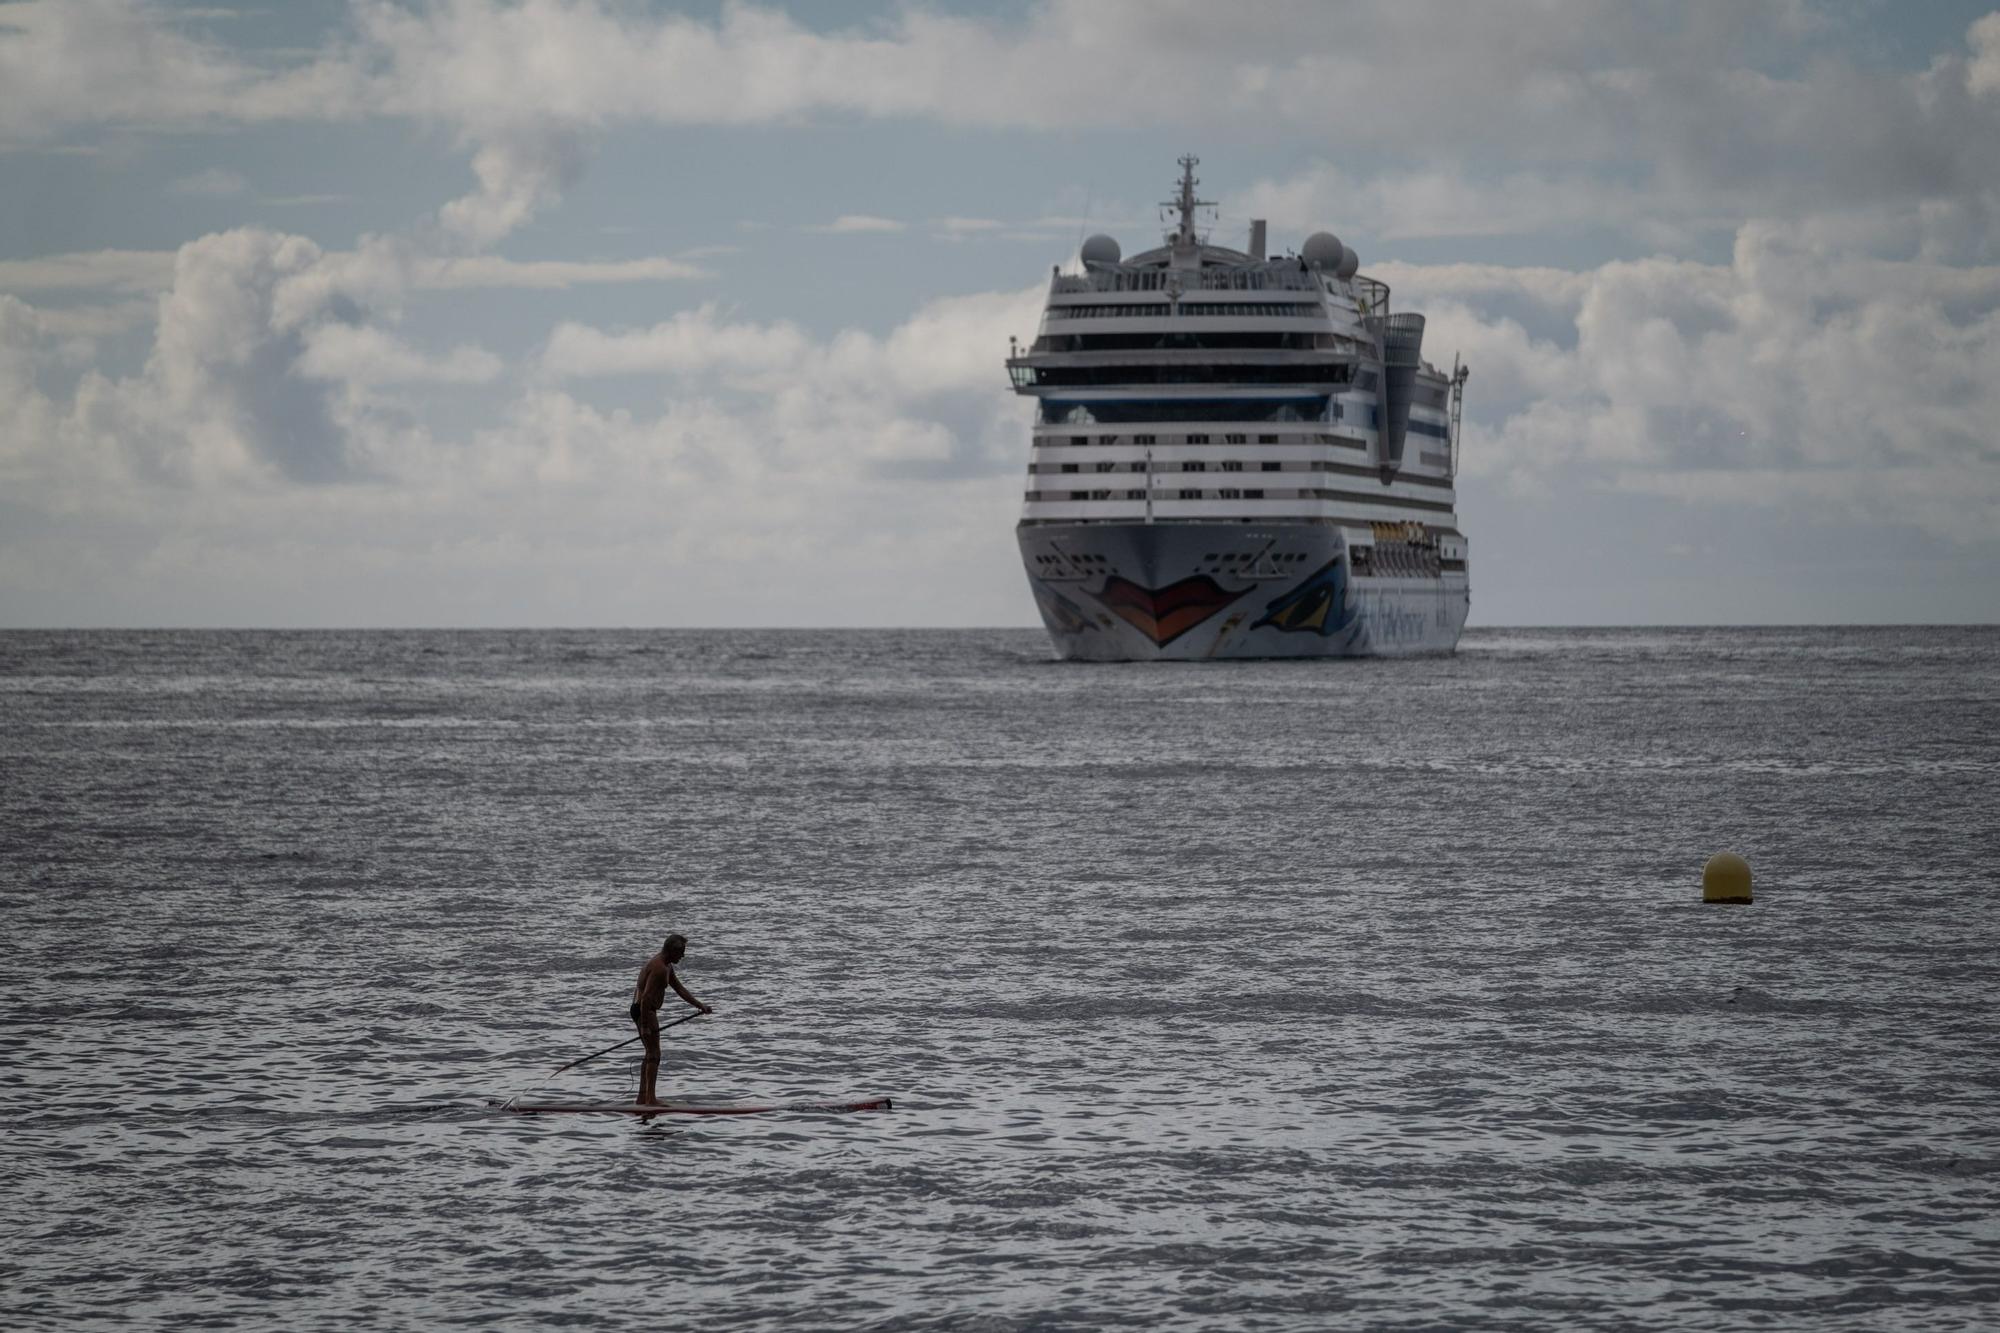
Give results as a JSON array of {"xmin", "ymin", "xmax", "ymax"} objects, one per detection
[{"xmin": 633, "ymin": 956, "xmax": 673, "ymax": 1016}]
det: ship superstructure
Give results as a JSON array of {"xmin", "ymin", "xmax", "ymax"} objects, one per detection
[{"xmin": 1010, "ymin": 156, "xmax": 1471, "ymax": 660}]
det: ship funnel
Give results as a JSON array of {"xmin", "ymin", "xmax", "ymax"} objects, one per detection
[
  {"xmin": 1376, "ymin": 313, "xmax": 1426, "ymax": 479},
  {"xmin": 1249, "ymin": 219, "xmax": 1266, "ymax": 261}
]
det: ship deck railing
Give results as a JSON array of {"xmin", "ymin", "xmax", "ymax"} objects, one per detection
[{"xmin": 1052, "ymin": 269, "xmax": 1390, "ymax": 313}]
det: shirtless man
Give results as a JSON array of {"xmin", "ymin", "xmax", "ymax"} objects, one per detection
[{"xmin": 629, "ymin": 933, "xmax": 712, "ymax": 1105}]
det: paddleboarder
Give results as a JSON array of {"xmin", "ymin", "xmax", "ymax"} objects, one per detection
[{"xmin": 630, "ymin": 933, "xmax": 712, "ymax": 1105}]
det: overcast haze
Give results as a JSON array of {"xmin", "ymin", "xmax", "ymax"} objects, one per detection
[{"xmin": 3, "ymin": 0, "xmax": 1997, "ymax": 627}]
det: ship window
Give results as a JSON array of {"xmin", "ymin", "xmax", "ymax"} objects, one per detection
[
  {"xmin": 1184, "ymin": 461, "xmax": 1206, "ymax": 472},
  {"xmin": 1068, "ymin": 491, "xmax": 1090, "ymax": 501},
  {"xmin": 1259, "ymin": 434, "xmax": 1277, "ymax": 443},
  {"xmin": 1091, "ymin": 490, "xmax": 1111, "ymax": 500},
  {"xmin": 1187, "ymin": 434, "xmax": 1210, "ymax": 444},
  {"xmin": 1045, "ymin": 398, "xmax": 1330, "ymax": 424},
  {"xmin": 1128, "ymin": 461, "xmax": 1146, "ymax": 473},
  {"xmin": 1180, "ymin": 489, "xmax": 1202, "ymax": 499},
  {"xmin": 1060, "ymin": 464, "xmax": 1078, "ymax": 474},
  {"xmin": 1262, "ymin": 462, "xmax": 1281, "ymax": 472},
  {"xmin": 1244, "ymin": 489, "xmax": 1264, "ymax": 499},
  {"xmin": 1222, "ymin": 461, "xmax": 1243, "ymax": 472},
  {"xmin": 1096, "ymin": 462, "xmax": 1116, "ymax": 473},
  {"xmin": 1218, "ymin": 488, "xmax": 1242, "ymax": 499},
  {"xmin": 1125, "ymin": 489, "xmax": 1145, "ymax": 500},
  {"xmin": 1134, "ymin": 434, "xmax": 1156, "ymax": 445},
  {"xmin": 1225, "ymin": 433, "xmax": 1246, "ymax": 444}
]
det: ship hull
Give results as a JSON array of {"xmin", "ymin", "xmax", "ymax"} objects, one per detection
[{"xmin": 1018, "ymin": 521, "xmax": 1468, "ymax": 661}]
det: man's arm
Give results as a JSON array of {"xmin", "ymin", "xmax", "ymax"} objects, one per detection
[{"xmin": 668, "ymin": 967, "xmax": 713, "ymax": 1014}]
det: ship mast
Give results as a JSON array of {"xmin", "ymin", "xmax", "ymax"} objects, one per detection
[{"xmin": 1162, "ymin": 154, "xmax": 1213, "ymax": 265}]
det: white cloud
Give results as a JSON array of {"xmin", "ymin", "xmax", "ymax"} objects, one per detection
[
  {"xmin": 540, "ymin": 285, "xmax": 1040, "ymax": 405},
  {"xmin": 7, "ymin": 212, "xmax": 1995, "ymax": 626},
  {"xmin": 436, "ymin": 125, "xmax": 590, "ymax": 247},
  {"xmin": 0, "ymin": 0, "xmax": 255, "ymax": 138},
  {"xmin": 6, "ymin": 2, "xmax": 1999, "ymax": 623},
  {"xmin": 261, "ymin": 193, "xmax": 349, "ymax": 207},
  {"xmin": 1413, "ymin": 226, "xmax": 2000, "ymax": 542},
  {"xmin": 0, "ymin": 0, "xmax": 354, "ymax": 140},
  {"xmin": 169, "ymin": 166, "xmax": 248, "ymax": 197},
  {"xmin": 11, "ymin": 2, "xmax": 2000, "ymax": 256},
  {"xmin": 1969, "ymin": 12, "xmax": 2000, "ymax": 97},
  {"xmin": 0, "ymin": 249, "xmax": 177, "ymax": 294},
  {"xmin": 27, "ymin": 299, "xmax": 160, "ymax": 339},
  {"xmin": 541, "ymin": 305, "xmax": 812, "ymax": 381},
  {"xmin": 0, "ymin": 247, "xmax": 709, "ymax": 300},
  {"xmin": 806, "ymin": 215, "xmax": 906, "ymax": 234},
  {"xmin": 1233, "ymin": 164, "xmax": 1722, "ymax": 252},
  {"xmin": 0, "ymin": 231, "xmax": 1043, "ymax": 623},
  {"xmin": 415, "ymin": 254, "xmax": 710, "ymax": 289},
  {"xmin": 294, "ymin": 323, "xmax": 501, "ymax": 386},
  {"xmin": 3, "ymin": 228, "xmax": 517, "ymax": 490}
]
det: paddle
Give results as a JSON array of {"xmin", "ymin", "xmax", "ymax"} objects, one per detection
[{"xmin": 548, "ymin": 1010, "xmax": 708, "ymax": 1077}]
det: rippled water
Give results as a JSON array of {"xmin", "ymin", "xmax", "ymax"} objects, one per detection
[{"xmin": 3, "ymin": 627, "xmax": 1997, "ymax": 1330}]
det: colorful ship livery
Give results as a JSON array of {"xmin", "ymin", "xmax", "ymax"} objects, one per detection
[
  {"xmin": 1253, "ymin": 558, "xmax": 1356, "ymax": 639},
  {"xmin": 1011, "ymin": 157, "xmax": 1471, "ymax": 660},
  {"xmin": 1088, "ymin": 574, "xmax": 1248, "ymax": 647}
]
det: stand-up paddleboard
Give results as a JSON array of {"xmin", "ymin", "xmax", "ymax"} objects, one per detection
[{"xmin": 493, "ymin": 1096, "xmax": 892, "ymax": 1117}]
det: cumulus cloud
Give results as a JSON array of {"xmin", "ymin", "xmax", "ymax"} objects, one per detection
[
  {"xmin": 3, "ymin": 229, "xmax": 511, "ymax": 489},
  {"xmin": 7, "ymin": 214, "xmax": 1994, "ymax": 625},
  {"xmin": 294, "ymin": 323, "xmax": 501, "ymax": 386},
  {"xmin": 541, "ymin": 305, "xmax": 813, "ymax": 381},
  {"xmin": 11, "ymin": 1, "xmax": 2000, "ymax": 258},
  {"xmin": 539, "ymin": 285, "xmax": 1043, "ymax": 471},
  {"xmin": 0, "ymin": 0, "xmax": 258, "ymax": 139},
  {"xmin": 542, "ymin": 287, "xmax": 1037, "ymax": 394},
  {"xmin": 5, "ymin": 2, "xmax": 1998, "ymax": 624},
  {"xmin": 0, "ymin": 242, "xmax": 1042, "ymax": 623},
  {"xmin": 1412, "ymin": 227, "xmax": 2000, "ymax": 542},
  {"xmin": 0, "ymin": 0, "xmax": 357, "ymax": 140},
  {"xmin": 435, "ymin": 125, "xmax": 590, "ymax": 247},
  {"xmin": 1968, "ymin": 12, "xmax": 2000, "ymax": 97}
]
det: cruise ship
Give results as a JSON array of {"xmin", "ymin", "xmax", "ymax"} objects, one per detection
[{"xmin": 1010, "ymin": 156, "xmax": 1471, "ymax": 660}]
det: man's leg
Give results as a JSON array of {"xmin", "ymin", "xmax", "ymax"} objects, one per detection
[{"xmin": 638, "ymin": 1018, "xmax": 661, "ymax": 1104}]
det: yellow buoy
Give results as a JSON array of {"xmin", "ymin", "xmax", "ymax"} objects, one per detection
[{"xmin": 1703, "ymin": 852, "xmax": 1753, "ymax": 904}]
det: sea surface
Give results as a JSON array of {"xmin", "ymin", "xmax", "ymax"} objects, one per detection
[{"xmin": 2, "ymin": 627, "xmax": 1996, "ymax": 1331}]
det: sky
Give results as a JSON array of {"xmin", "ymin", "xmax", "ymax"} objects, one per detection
[{"xmin": 2, "ymin": 0, "xmax": 1998, "ymax": 628}]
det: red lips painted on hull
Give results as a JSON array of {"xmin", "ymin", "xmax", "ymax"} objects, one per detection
[{"xmin": 1087, "ymin": 574, "xmax": 1249, "ymax": 646}]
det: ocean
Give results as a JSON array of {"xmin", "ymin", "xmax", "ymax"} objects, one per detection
[{"xmin": 2, "ymin": 627, "xmax": 1996, "ymax": 1330}]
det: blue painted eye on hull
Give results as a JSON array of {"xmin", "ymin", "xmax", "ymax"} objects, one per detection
[{"xmin": 1252, "ymin": 558, "xmax": 1355, "ymax": 637}]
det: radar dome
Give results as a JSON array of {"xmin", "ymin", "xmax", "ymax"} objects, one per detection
[
  {"xmin": 1335, "ymin": 244, "xmax": 1359, "ymax": 280},
  {"xmin": 1301, "ymin": 231, "xmax": 1345, "ymax": 269},
  {"xmin": 1080, "ymin": 234, "xmax": 1122, "ymax": 266}
]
